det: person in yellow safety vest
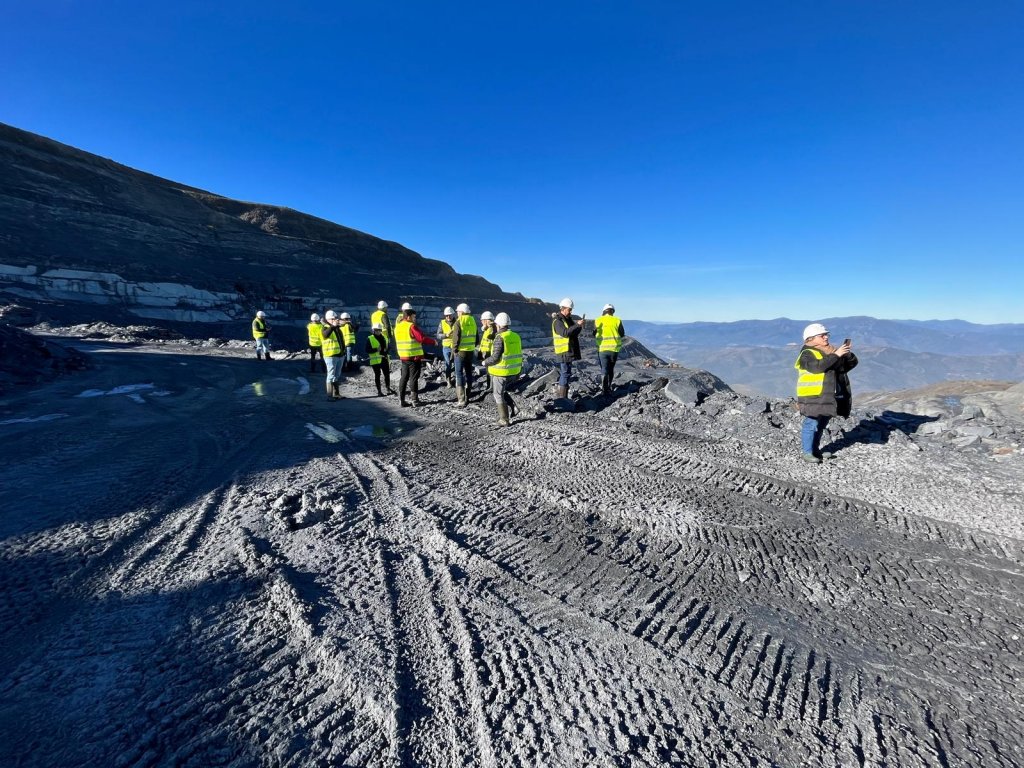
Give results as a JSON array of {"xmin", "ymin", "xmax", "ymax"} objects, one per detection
[
  {"xmin": 449, "ymin": 302, "xmax": 479, "ymax": 408},
  {"xmin": 306, "ymin": 313, "xmax": 326, "ymax": 373},
  {"xmin": 481, "ymin": 312, "xmax": 522, "ymax": 427},
  {"xmin": 252, "ymin": 310, "xmax": 272, "ymax": 360},
  {"xmin": 371, "ymin": 300, "xmax": 392, "ymax": 346},
  {"xmin": 364, "ymin": 322, "xmax": 394, "ymax": 396},
  {"xmin": 794, "ymin": 322, "xmax": 858, "ymax": 464},
  {"xmin": 339, "ymin": 312, "xmax": 357, "ymax": 372},
  {"xmin": 437, "ymin": 307, "xmax": 456, "ymax": 387},
  {"xmin": 551, "ymin": 297, "xmax": 585, "ymax": 399},
  {"xmin": 593, "ymin": 303, "xmax": 626, "ymax": 395},
  {"xmin": 394, "ymin": 306, "xmax": 437, "ymax": 407},
  {"xmin": 477, "ymin": 311, "xmax": 496, "ymax": 394},
  {"xmin": 395, "ymin": 301, "xmax": 413, "ymax": 334},
  {"xmin": 320, "ymin": 310, "xmax": 346, "ymax": 401}
]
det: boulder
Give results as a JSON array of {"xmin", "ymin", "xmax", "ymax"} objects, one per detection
[
  {"xmin": 957, "ymin": 424, "xmax": 995, "ymax": 438},
  {"xmin": 519, "ymin": 369, "xmax": 558, "ymax": 398},
  {"xmin": 663, "ymin": 369, "xmax": 731, "ymax": 408}
]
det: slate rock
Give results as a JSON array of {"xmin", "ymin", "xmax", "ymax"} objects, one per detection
[
  {"xmin": 957, "ymin": 424, "xmax": 995, "ymax": 438},
  {"xmin": 520, "ymin": 369, "xmax": 559, "ymax": 398},
  {"xmin": 663, "ymin": 369, "xmax": 730, "ymax": 407}
]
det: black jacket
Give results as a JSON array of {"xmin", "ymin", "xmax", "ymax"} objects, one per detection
[
  {"xmin": 552, "ymin": 313, "xmax": 583, "ymax": 362},
  {"xmin": 796, "ymin": 345, "xmax": 859, "ymax": 418}
]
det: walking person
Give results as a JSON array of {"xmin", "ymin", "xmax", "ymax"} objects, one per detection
[
  {"xmin": 551, "ymin": 297, "xmax": 585, "ymax": 398},
  {"xmin": 450, "ymin": 303, "xmax": 478, "ymax": 407},
  {"xmin": 395, "ymin": 306, "xmax": 437, "ymax": 407},
  {"xmin": 477, "ymin": 311, "xmax": 496, "ymax": 394},
  {"xmin": 365, "ymin": 323, "xmax": 394, "ymax": 396},
  {"xmin": 306, "ymin": 313, "xmax": 325, "ymax": 373},
  {"xmin": 794, "ymin": 323, "xmax": 858, "ymax": 463},
  {"xmin": 321, "ymin": 310, "xmax": 346, "ymax": 401},
  {"xmin": 339, "ymin": 313, "xmax": 357, "ymax": 372},
  {"xmin": 252, "ymin": 310, "xmax": 272, "ymax": 360},
  {"xmin": 480, "ymin": 312, "xmax": 522, "ymax": 427},
  {"xmin": 593, "ymin": 303, "xmax": 625, "ymax": 395},
  {"xmin": 437, "ymin": 307, "xmax": 456, "ymax": 387}
]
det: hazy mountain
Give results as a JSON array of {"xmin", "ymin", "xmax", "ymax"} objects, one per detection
[{"xmin": 628, "ymin": 318, "xmax": 1024, "ymax": 397}]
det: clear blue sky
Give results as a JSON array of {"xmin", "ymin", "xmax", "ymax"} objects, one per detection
[{"xmin": 3, "ymin": 1, "xmax": 1022, "ymax": 323}]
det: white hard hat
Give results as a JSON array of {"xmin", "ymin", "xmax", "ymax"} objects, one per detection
[
  {"xmin": 803, "ymin": 322, "xmax": 829, "ymax": 340},
  {"xmin": 494, "ymin": 312, "xmax": 511, "ymax": 327},
  {"xmin": 401, "ymin": 302, "xmax": 413, "ymax": 312},
  {"xmin": 372, "ymin": 322, "xmax": 383, "ymax": 331},
  {"xmin": 310, "ymin": 313, "xmax": 320, "ymax": 322},
  {"xmin": 377, "ymin": 300, "xmax": 388, "ymax": 309},
  {"xmin": 256, "ymin": 310, "xmax": 266, "ymax": 318},
  {"xmin": 480, "ymin": 311, "xmax": 494, "ymax": 321},
  {"xmin": 456, "ymin": 302, "xmax": 470, "ymax": 314},
  {"xmin": 602, "ymin": 303, "xmax": 614, "ymax": 312},
  {"xmin": 444, "ymin": 306, "xmax": 454, "ymax": 316},
  {"xmin": 324, "ymin": 310, "xmax": 338, "ymax": 320},
  {"xmin": 559, "ymin": 297, "xmax": 574, "ymax": 309},
  {"xmin": 340, "ymin": 312, "xmax": 351, "ymax": 320}
]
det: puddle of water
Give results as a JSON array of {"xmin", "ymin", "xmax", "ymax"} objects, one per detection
[
  {"xmin": 150, "ymin": 390, "xmax": 172, "ymax": 397},
  {"xmin": 305, "ymin": 422, "xmax": 348, "ymax": 443},
  {"xmin": 350, "ymin": 424, "xmax": 395, "ymax": 439},
  {"xmin": 76, "ymin": 383, "xmax": 155, "ymax": 398},
  {"xmin": 296, "ymin": 377, "xmax": 310, "ymax": 395},
  {"xmin": 0, "ymin": 414, "xmax": 70, "ymax": 426},
  {"xmin": 126, "ymin": 393, "xmax": 146, "ymax": 404}
]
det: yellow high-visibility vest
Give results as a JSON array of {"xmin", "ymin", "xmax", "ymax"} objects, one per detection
[
  {"xmin": 441, "ymin": 319, "xmax": 454, "ymax": 348},
  {"xmin": 552, "ymin": 318, "xmax": 569, "ymax": 355},
  {"xmin": 367, "ymin": 335, "xmax": 383, "ymax": 365},
  {"xmin": 252, "ymin": 317, "xmax": 268, "ymax": 339},
  {"xmin": 307, "ymin": 322, "xmax": 322, "ymax": 347},
  {"xmin": 371, "ymin": 310, "xmax": 390, "ymax": 340},
  {"xmin": 457, "ymin": 315, "xmax": 478, "ymax": 352},
  {"xmin": 593, "ymin": 315, "xmax": 623, "ymax": 353},
  {"xmin": 479, "ymin": 325, "xmax": 496, "ymax": 355},
  {"xmin": 794, "ymin": 348, "xmax": 825, "ymax": 397},
  {"xmin": 395, "ymin": 320, "xmax": 423, "ymax": 359},
  {"xmin": 489, "ymin": 331, "xmax": 522, "ymax": 377},
  {"xmin": 322, "ymin": 327, "xmax": 343, "ymax": 357},
  {"xmin": 341, "ymin": 323, "xmax": 356, "ymax": 346}
]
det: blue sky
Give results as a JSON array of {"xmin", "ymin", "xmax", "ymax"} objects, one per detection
[{"xmin": 3, "ymin": 1, "xmax": 1022, "ymax": 322}]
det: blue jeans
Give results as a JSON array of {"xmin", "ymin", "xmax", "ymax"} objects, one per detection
[
  {"xmin": 558, "ymin": 361, "xmax": 572, "ymax": 387},
  {"xmin": 254, "ymin": 338, "xmax": 270, "ymax": 355},
  {"xmin": 801, "ymin": 416, "xmax": 830, "ymax": 455},
  {"xmin": 325, "ymin": 355, "xmax": 343, "ymax": 383},
  {"xmin": 442, "ymin": 346, "xmax": 453, "ymax": 378},
  {"xmin": 454, "ymin": 351, "xmax": 474, "ymax": 388},
  {"xmin": 344, "ymin": 345, "xmax": 355, "ymax": 365}
]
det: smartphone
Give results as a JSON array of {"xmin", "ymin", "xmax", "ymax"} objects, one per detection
[{"xmin": 843, "ymin": 338, "xmax": 851, "ymax": 346}]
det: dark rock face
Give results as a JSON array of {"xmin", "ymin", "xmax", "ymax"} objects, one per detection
[
  {"xmin": 0, "ymin": 324, "xmax": 89, "ymax": 394},
  {"xmin": 0, "ymin": 123, "xmax": 554, "ymax": 330}
]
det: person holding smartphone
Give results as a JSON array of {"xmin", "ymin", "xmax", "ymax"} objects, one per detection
[{"xmin": 793, "ymin": 323, "xmax": 858, "ymax": 463}]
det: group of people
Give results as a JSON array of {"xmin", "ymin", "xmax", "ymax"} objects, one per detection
[{"xmin": 254, "ymin": 304, "xmax": 855, "ymax": 459}]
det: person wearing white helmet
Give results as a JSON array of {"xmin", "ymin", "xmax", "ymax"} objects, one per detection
[
  {"xmin": 437, "ymin": 307, "xmax": 456, "ymax": 387},
  {"xmin": 394, "ymin": 305, "xmax": 437, "ymax": 407},
  {"xmin": 593, "ymin": 303, "xmax": 626, "ymax": 395},
  {"xmin": 480, "ymin": 312, "xmax": 521, "ymax": 426},
  {"xmin": 371, "ymin": 301, "xmax": 393, "ymax": 350},
  {"xmin": 449, "ymin": 302, "xmax": 479, "ymax": 407},
  {"xmin": 306, "ymin": 313, "xmax": 325, "ymax": 373},
  {"xmin": 794, "ymin": 322, "xmax": 858, "ymax": 463},
  {"xmin": 339, "ymin": 312, "xmax": 357, "ymax": 372},
  {"xmin": 320, "ymin": 310, "xmax": 346, "ymax": 401},
  {"xmin": 477, "ymin": 311, "xmax": 497, "ymax": 393},
  {"xmin": 551, "ymin": 297, "xmax": 585, "ymax": 398},
  {"xmin": 395, "ymin": 301, "xmax": 413, "ymax": 331},
  {"xmin": 252, "ymin": 310, "xmax": 272, "ymax": 360},
  {"xmin": 364, "ymin": 322, "xmax": 394, "ymax": 396}
]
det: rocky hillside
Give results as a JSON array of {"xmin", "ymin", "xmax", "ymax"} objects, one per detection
[{"xmin": 0, "ymin": 123, "xmax": 554, "ymax": 338}]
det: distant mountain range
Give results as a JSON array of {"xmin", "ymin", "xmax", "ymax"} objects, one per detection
[{"xmin": 627, "ymin": 318, "xmax": 1024, "ymax": 397}]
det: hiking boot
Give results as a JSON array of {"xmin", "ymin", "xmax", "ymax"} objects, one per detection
[
  {"xmin": 456, "ymin": 386, "xmax": 468, "ymax": 408},
  {"xmin": 496, "ymin": 402, "xmax": 510, "ymax": 427},
  {"xmin": 801, "ymin": 453, "xmax": 822, "ymax": 464},
  {"xmin": 332, "ymin": 383, "xmax": 343, "ymax": 400}
]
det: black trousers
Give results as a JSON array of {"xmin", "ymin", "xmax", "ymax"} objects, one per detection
[
  {"xmin": 309, "ymin": 346, "xmax": 325, "ymax": 370},
  {"xmin": 399, "ymin": 359, "xmax": 422, "ymax": 400},
  {"xmin": 372, "ymin": 359, "xmax": 392, "ymax": 390}
]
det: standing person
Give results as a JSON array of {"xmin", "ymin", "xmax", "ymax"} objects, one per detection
[
  {"xmin": 395, "ymin": 306, "xmax": 437, "ymax": 407},
  {"xmin": 551, "ymin": 297, "xmax": 585, "ymax": 398},
  {"xmin": 365, "ymin": 322, "xmax": 394, "ymax": 396},
  {"xmin": 306, "ymin": 313, "xmax": 325, "ymax": 373},
  {"xmin": 437, "ymin": 307, "xmax": 456, "ymax": 387},
  {"xmin": 252, "ymin": 310, "xmax": 271, "ymax": 360},
  {"xmin": 481, "ymin": 312, "xmax": 522, "ymax": 427},
  {"xmin": 794, "ymin": 322, "xmax": 858, "ymax": 463},
  {"xmin": 477, "ymin": 311, "xmax": 496, "ymax": 394},
  {"xmin": 371, "ymin": 301, "xmax": 392, "ymax": 346},
  {"xmin": 450, "ymin": 302, "xmax": 478, "ymax": 408},
  {"xmin": 339, "ymin": 313, "xmax": 357, "ymax": 372},
  {"xmin": 321, "ymin": 310, "xmax": 346, "ymax": 401},
  {"xmin": 593, "ymin": 303, "xmax": 625, "ymax": 395}
]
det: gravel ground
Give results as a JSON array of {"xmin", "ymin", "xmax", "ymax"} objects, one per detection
[{"xmin": 1, "ymin": 338, "xmax": 1022, "ymax": 767}]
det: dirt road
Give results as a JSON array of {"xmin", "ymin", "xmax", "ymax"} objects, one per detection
[{"xmin": 2, "ymin": 341, "xmax": 1022, "ymax": 767}]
